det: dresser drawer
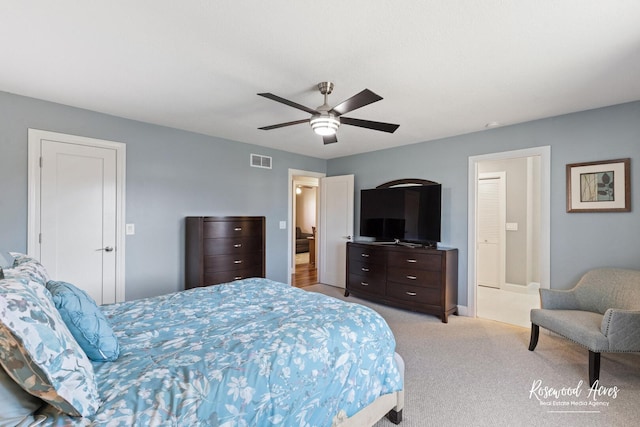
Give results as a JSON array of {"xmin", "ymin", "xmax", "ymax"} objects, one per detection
[
  {"xmin": 386, "ymin": 281, "xmax": 441, "ymax": 305},
  {"xmin": 203, "ymin": 237, "xmax": 263, "ymax": 256},
  {"xmin": 349, "ymin": 259, "xmax": 386, "ymax": 278},
  {"xmin": 203, "ymin": 266, "xmax": 264, "ymax": 286},
  {"xmin": 203, "ymin": 220, "xmax": 263, "ymax": 239},
  {"xmin": 387, "ymin": 267, "xmax": 441, "ymax": 287},
  {"xmin": 348, "ymin": 245, "xmax": 385, "ymax": 264},
  {"xmin": 387, "ymin": 251, "xmax": 442, "ymax": 270},
  {"xmin": 348, "ymin": 273, "xmax": 385, "ymax": 296},
  {"xmin": 204, "ymin": 253, "xmax": 264, "ymax": 272}
]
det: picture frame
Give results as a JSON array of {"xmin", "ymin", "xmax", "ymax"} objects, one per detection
[{"xmin": 566, "ymin": 158, "xmax": 630, "ymax": 213}]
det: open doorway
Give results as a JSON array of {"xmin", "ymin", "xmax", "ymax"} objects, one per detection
[
  {"xmin": 468, "ymin": 146, "xmax": 550, "ymax": 328},
  {"xmin": 289, "ymin": 170, "xmax": 324, "ymax": 287},
  {"xmin": 293, "ymin": 176, "xmax": 318, "ymax": 287}
]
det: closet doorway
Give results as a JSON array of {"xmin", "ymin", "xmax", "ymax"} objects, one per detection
[{"xmin": 28, "ymin": 129, "xmax": 126, "ymax": 304}]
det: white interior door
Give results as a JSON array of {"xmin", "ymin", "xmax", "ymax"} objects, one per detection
[
  {"xmin": 477, "ymin": 172, "xmax": 505, "ymax": 289},
  {"xmin": 318, "ymin": 174, "xmax": 354, "ymax": 288},
  {"xmin": 28, "ymin": 129, "xmax": 125, "ymax": 304}
]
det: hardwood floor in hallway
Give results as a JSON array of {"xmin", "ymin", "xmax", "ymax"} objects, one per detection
[{"xmin": 292, "ymin": 262, "xmax": 317, "ymax": 288}]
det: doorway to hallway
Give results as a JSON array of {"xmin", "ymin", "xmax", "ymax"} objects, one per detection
[
  {"xmin": 290, "ymin": 172, "xmax": 320, "ymax": 287},
  {"xmin": 468, "ymin": 146, "xmax": 551, "ymax": 328}
]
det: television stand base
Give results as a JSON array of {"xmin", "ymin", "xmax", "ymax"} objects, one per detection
[{"xmin": 346, "ymin": 242, "xmax": 458, "ymax": 323}]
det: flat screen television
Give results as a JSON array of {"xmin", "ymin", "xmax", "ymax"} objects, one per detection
[{"xmin": 359, "ymin": 184, "xmax": 441, "ymax": 246}]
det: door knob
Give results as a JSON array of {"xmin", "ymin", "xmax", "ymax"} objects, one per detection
[{"xmin": 97, "ymin": 246, "xmax": 114, "ymax": 252}]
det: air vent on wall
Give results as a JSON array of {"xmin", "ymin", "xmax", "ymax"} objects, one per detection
[{"xmin": 250, "ymin": 153, "xmax": 272, "ymax": 169}]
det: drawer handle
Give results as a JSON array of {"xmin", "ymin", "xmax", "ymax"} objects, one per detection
[
  {"xmin": 234, "ymin": 227, "xmax": 242, "ymax": 231},
  {"xmin": 406, "ymin": 259, "xmax": 417, "ymax": 263},
  {"xmin": 234, "ymin": 243, "xmax": 242, "ymax": 248},
  {"xmin": 361, "ymin": 267, "xmax": 370, "ymax": 272},
  {"xmin": 234, "ymin": 260, "xmax": 243, "ymax": 264},
  {"xmin": 360, "ymin": 282, "xmax": 369, "ymax": 286},
  {"xmin": 405, "ymin": 291, "xmax": 417, "ymax": 296},
  {"xmin": 406, "ymin": 275, "xmax": 417, "ymax": 280},
  {"xmin": 361, "ymin": 253, "xmax": 370, "ymax": 257}
]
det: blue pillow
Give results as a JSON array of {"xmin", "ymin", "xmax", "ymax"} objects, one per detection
[{"xmin": 46, "ymin": 280, "xmax": 120, "ymax": 362}]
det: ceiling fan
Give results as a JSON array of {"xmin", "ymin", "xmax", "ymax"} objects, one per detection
[{"xmin": 258, "ymin": 82, "xmax": 400, "ymax": 145}]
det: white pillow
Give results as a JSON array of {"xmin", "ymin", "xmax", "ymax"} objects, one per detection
[{"xmin": 0, "ymin": 251, "xmax": 14, "ymax": 268}]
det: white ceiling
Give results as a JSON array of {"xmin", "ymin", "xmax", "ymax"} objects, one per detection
[{"xmin": 2, "ymin": 1, "xmax": 640, "ymax": 159}]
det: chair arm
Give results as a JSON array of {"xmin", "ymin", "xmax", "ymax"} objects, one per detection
[
  {"xmin": 601, "ymin": 309, "xmax": 640, "ymax": 351},
  {"xmin": 539, "ymin": 288, "xmax": 580, "ymax": 310}
]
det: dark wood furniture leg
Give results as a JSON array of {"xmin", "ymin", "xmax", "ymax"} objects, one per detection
[
  {"xmin": 387, "ymin": 409, "xmax": 402, "ymax": 424},
  {"xmin": 589, "ymin": 350, "xmax": 601, "ymax": 387},
  {"xmin": 528, "ymin": 324, "xmax": 539, "ymax": 351}
]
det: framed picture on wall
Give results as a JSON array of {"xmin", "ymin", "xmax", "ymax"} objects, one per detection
[{"xmin": 566, "ymin": 158, "xmax": 630, "ymax": 212}]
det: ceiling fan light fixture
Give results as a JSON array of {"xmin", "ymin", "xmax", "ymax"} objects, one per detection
[{"xmin": 310, "ymin": 113, "xmax": 340, "ymax": 136}]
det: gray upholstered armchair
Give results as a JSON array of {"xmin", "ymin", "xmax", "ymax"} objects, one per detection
[{"xmin": 529, "ymin": 268, "xmax": 640, "ymax": 386}]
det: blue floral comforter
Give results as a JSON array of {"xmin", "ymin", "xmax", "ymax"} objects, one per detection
[{"xmin": 39, "ymin": 278, "xmax": 402, "ymax": 426}]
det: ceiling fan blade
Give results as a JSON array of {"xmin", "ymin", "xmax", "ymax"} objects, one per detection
[
  {"xmin": 323, "ymin": 134, "xmax": 338, "ymax": 145},
  {"xmin": 258, "ymin": 118, "xmax": 309, "ymax": 130},
  {"xmin": 330, "ymin": 89, "xmax": 383, "ymax": 116},
  {"xmin": 340, "ymin": 117, "xmax": 400, "ymax": 133},
  {"xmin": 257, "ymin": 93, "xmax": 319, "ymax": 115}
]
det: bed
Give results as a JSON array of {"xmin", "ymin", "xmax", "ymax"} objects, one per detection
[{"xmin": 0, "ymin": 253, "xmax": 404, "ymax": 426}]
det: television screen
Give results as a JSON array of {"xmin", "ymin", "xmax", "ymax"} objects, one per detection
[{"xmin": 359, "ymin": 184, "xmax": 441, "ymax": 244}]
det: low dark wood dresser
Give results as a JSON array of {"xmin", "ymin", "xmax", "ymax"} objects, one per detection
[
  {"xmin": 346, "ymin": 241, "xmax": 458, "ymax": 323},
  {"xmin": 185, "ymin": 216, "xmax": 265, "ymax": 289}
]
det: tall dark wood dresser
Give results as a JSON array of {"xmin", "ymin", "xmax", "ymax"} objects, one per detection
[{"xmin": 185, "ymin": 216, "xmax": 265, "ymax": 289}]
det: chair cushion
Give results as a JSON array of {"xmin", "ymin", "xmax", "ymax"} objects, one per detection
[
  {"xmin": 0, "ymin": 277, "xmax": 101, "ymax": 416},
  {"xmin": 46, "ymin": 280, "xmax": 120, "ymax": 362},
  {"xmin": 531, "ymin": 309, "xmax": 609, "ymax": 351}
]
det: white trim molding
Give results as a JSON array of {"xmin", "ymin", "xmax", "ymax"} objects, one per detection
[
  {"xmin": 27, "ymin": 129, "xmax": 127, "ymax": 302},
  {"xmin": 467, "ymin": 146, "xmax": 550, "ymax": 318}
]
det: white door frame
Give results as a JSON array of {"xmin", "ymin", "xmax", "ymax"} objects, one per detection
[
  {"xmin": 288, "ymin": 169, "xmax": 326, "ymax": 282},
  {"xmin": 27, "ymin": 129, "xmax": 127, "ymax": 302},
  {"xmin": 467, "ymin": 146, "xmax": 550, "ymax": 317}
]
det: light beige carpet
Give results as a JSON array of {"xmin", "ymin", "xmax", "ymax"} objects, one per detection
[{"xmin": 305, "ymin": 284, "xmax": 640, "ymax": 427}]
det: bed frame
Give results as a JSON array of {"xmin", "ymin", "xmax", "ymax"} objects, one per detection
[{"xmin": 334, "ymin": 353, "xmax": 405, "ymax": 426}]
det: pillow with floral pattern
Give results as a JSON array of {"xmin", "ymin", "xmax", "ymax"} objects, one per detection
[
  {"xmin": 0, "ymin": 276, "xmax": 101, "ymax": 416},
  {"xmin": 8, "ymin": 252, "xmax": 50, "ymax": 286}
]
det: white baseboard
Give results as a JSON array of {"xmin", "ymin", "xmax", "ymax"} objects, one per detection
[
  {"xmin": 457, "ymin": 305, "xmax": 469, "ymax": 317},
  {"xmin": 503, "ymin": 282, "xmax": 540, "ymax": 294}
]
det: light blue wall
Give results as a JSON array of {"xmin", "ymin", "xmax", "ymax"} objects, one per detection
[
  {"xmin": 0, "ymin": 91, "xmax": 326, "ymax": 300},
  {"xmin": 327, "ymin": 102, "xmax": 640, "ymax": 305},
  {"xmin": 2, "ymin": 90, "xmax": 639, "ymax": 305}
]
